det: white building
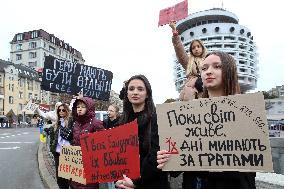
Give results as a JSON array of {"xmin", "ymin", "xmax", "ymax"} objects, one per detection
[
  {"xmin": 173, "ymin": 8, "xmax": 258, "ymax": 93},
  {"xmin": 9, "ymin": 29, "xmax": 85, "ymax": 105},
  {"xmin": 10, "ymin": 29, "xmax": 85, "ymax": 70}
]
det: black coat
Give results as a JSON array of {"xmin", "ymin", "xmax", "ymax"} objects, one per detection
[
  {"xmin": 176, "ymin": 171, "xmax": 256, "ymax": 189},
  {"xmin": 128, "ymin": 111, "xmax": 170, "ymax": 189},
  {"xmin": 49, "ymin": 118, "xmax": 73, "ymax": 153},
  {"xmin": 103, "ymin": 117, "xmax": 119, "ymax": 129}
]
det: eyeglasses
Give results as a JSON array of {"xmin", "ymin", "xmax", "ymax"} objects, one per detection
[{"xmin": 58, "ymin": 109, "xmax": 66, "ymax": 112}]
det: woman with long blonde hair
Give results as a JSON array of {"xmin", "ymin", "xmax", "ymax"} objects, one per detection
[{"xmin": 48, "ymin": 103, "xmax": 73, "ymax": 189}]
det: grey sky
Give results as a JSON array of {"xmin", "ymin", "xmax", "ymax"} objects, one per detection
[{"xmin": 0, "ymin": 0, "xmax": 283, "ymax": 104}]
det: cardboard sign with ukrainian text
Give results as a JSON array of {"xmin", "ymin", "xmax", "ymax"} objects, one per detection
[
  {"xmin": 42, "ymin": 55, "xmax": 113, "ymax": 101},
  {"xmin": 58, "ymin": 146, "xmax": 86, "ymax": 185},
  {"xmin": 80, "ymin": 120, "xmax": 140, "ymax": 184},
  {"xmin": 157, "ymin": 92, "xmax": 273, "ymax": 172}
]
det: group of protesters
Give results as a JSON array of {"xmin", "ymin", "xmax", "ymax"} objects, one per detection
[{"xmin": 37, "ymin": 20, "xmax": 257, "ymax": 189}]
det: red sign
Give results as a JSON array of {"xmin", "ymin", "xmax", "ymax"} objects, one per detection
[
  {"xmin": 39, "ymin": 104, "xmax": 50, "ymax": 112},
  {"xmin": 80, "ymin": 120, "xmax": 140, "ymax": 183},
  {"xmin": 158, "ymin": 0, "xmax": 188, "ymax": 26}
]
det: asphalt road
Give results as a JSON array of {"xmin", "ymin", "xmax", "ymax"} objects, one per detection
[{"xmin": 0, "ymin": 127, "xmax": 46, "ymax": 189}]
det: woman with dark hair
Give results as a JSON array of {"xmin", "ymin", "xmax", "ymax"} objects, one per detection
[
  {"xmin": 157, "ymin": 51, "xmax": 256, "ymax": 189},
  {"xmin": 48, "ymin": 103, "xmax": 73, "ymax": 189},
  {"xmin": 115, "ymin": 75, "xmax": 170, "ymax": 189}
]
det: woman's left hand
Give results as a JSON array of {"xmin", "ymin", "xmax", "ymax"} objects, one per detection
[{"xmin": 115, "ymin": 174, "xmax": 135, "ymax": 189}]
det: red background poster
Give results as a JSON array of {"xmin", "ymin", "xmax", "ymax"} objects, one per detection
[
  {"xmin": 158, "ymin": 0, "xmax": 188, "ymax": 26},
  {"xmin": 80, "ymin": 120, "xmax": 140, "ymax": 183}
]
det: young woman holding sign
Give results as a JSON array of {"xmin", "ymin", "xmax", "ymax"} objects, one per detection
[
  {"xmin": 157, "ymin": 51, "xmax": 256, "ymax": 189},
  {"xmin": 48, "ymin": 103, "xmax": 73, "ymax": 189},
  {"xmin": 170, "ymin": 21, "xmax": 207, "ymax": 101},
  {"xmin": 70, "ymin": 97, "xmax": 104, "ymax": 189},
  {"xmin": 115, "ymin": 75, "xmax": 170, "ymax": 189}
]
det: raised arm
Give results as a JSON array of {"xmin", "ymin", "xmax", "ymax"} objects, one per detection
[{"xmin": 170, "ymin": 21, "xmax": 189, "ymax": 70}]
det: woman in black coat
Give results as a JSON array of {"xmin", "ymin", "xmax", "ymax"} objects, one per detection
[{"xmin": 116, "ymin": 75, "xmax": 170, "ymax": 189}]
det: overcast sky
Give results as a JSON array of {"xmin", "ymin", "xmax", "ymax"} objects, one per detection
[{"xmin": 0, "ymin": 0, "xmax": 283, "ymax": 104}]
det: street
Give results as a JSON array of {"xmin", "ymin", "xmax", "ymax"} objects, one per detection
[{"xmin": 0, "ymin": 128, "xmax": 45, "ymax": 189}]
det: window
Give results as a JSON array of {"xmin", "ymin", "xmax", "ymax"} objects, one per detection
[
  {"xmin": 9, "ymin": 96, "xmax": 13, "ymax": 104},
  {"xmin": 28, "ymin": 93, "xmax": 32, "ymax": 99},
  {"xmin": 240, "ymin": 68, "xmax": 246, "ymax": 72},
  {"xmin": 16, "ymin": 44, "xmax": 22, "ymax": 50},
  {"xmin": 29, "ymin": 42, "xmax": 37, "ymax": 49},
  {"xmin": 16, "ymin": 54, "xmax": 22, "ymax": 60},
  {"xmin": 16, "ymin": 34, "xmax": 23, "ymax": 41},
  {"xmin": 19, "ymin": 92, "xmax": 23, "ymax": 99},
  {"xmin": 224, "ymin": 36, "xmax": 235, "ymax": 40},
  {"xmin": 19, "ymin": 104, "xmax": 23, "ymax": 111},
  {"xmin": 31, "ymin": 31, "xmax": 38, "ymax": 38},
  {"xmin": 27, "ymin": 80, "xmax": 33, "ymax": 90},
  {"xmin": 29, "ymin": 52, "xmax": 37, "ymax": 58},
  {"xmin": 0, "ymin": 75, "xmax": 2, "ymax": 84},
  {"xmin": 34, "ymin": 94, "xmax": 38, "ymax": 100},
  {"xmin": 19, "ymin": 78, "xmax": 24, "ymax": 87},
  {"xmin": 28, "ymin": 61, "xmax": 37, "ymax": 67},
  {"xmin": 49, "ymin": 46, "xmax": 56, "ymax": 54}
]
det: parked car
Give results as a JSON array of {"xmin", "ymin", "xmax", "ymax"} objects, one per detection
[
  {"xmin": 0, "ymin": 115, "xmax": 10, "ymax": 128},
  {"xmin": 95, "ymin": 111, "xmax": 108, "ymax": 121}
]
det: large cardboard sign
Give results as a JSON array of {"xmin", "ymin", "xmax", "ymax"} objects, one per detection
[
  {"xmin": 22, "ymin": 100, "xmax": 38, "ymax": 114},
  {"xmin": 42, "ymin": 56, "xmax": 113, "ymax": 101},
  {"xmin": 80, "ymin": 120, "xmax": 140, "ymax": 184},
  {"xmin": 158, "ymin": 0, "xmax": 188, "ymax": 26},
  {"xmin": 58, "ymin": 146, "xmax": 86, "ymax": 185},
  {"xmin": 157, "ymin": 93, "xmax": 273, "ymax": 172}
]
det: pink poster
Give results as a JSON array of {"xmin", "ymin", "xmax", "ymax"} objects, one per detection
[{"xmin": 158, "ymin": 0, "xmax": 188, "ymax": 26}]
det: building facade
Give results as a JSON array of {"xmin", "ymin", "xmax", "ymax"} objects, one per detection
[
  {"xmin": 9, "ymin": 29, "xmax": 85, "ymax": 106},
  {"xmin": 10, "ymin": 29, "xmax": 85, "ymax": 70},
  {"xmin": 173, "ymin": 8, "xmax": 258, "ymax": 93},
  {"xmin": 0, "ymin": 59, "xmax": 41, "ymax": 122},
  {"xmin": 268, "ymin": 85, "xmax": 284, "ymax": 98}
]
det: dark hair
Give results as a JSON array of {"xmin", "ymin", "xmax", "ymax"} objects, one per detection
[
  {"xmin": 120, "ymin": 74, "xmax": 155, "ymax": 124},
  {"xmin": 202, "ymin": 51, "xmax": 240, "ymax": 98},
  {"xmin": 120, "ymin": 75, "xmax": 155, "ymax": 153}
]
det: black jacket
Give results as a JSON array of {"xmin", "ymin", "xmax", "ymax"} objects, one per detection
[
  {"xmin": 49, "ymin": 118, "xmax": 73, "ymax": 153},
  {"xmin": 172, "ymin": 171, "xmax": 256, "ymax": 189},
  {"xmin": 128, "ymin": 111, "xmax": 170, "ymax": 189},
  {"xmin": 103, "ymin": 117, "xmax": 119, "ymax": 129}
]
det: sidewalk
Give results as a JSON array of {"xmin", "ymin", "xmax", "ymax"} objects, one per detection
[{"xmin": 38, "ymin": 142, "xmax": 59, "ymax": 189}]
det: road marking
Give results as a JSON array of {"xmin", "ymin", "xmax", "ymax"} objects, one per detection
[
  {"xmin": 0, "ymin": 137, "xmax": 5, "ymax": 139},
  {"xmin": 0, "ymin": 142, "xmax": 34, "ymax": 144},
  {"xmin": 0, "ymin": 146, "xmax": 20, "ymax": 150},
  {"xmin": 0, "ymin": 133, "xmax": 11, "ymax": 136},
  {"xmin": 11, "ymin": 135, "xmax": 16, "ymax": 137}
]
